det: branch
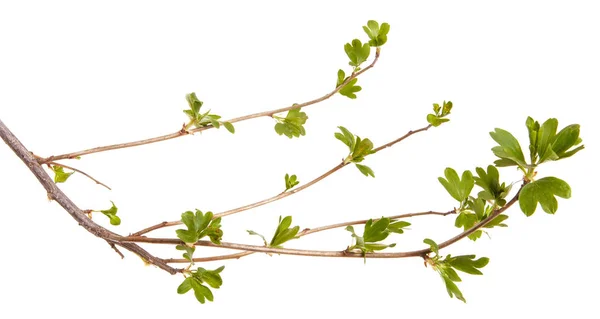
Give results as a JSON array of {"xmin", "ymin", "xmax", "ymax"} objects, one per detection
[
  {"xmin": 46, "ymin": 161, "xmax": 112, "ymax": 190},
  {"xmin": 0, "ymin": 119, "xmax": 179, "ymax": 275},
  {"xmin": 124, "ymin": 188, "xmax": 521, "ymax": 260},
  {"xmin": 130, "ymin": 122, "xmax": 432, "ymax": 236},
  {"xmin": 164, "ymin": 210, "xmax": 456, "ymax": 263},
  {"xmin": 39, "ymin": 50, "xmax": 381, "ymax": 163}
]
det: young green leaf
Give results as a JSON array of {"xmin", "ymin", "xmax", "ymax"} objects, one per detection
[
  {"xmin": 270, "ymin": 216, "xmax": 300, "ymax": 248},
  {"xmin": 336, "ymin": 69, "xmax": 362, "ymax": 99},
  {"xmin": 176, "ymin": 244, "xmax": 196, "ymax": 262},
  {"xmin": 489, "ymin": 128, "xmax": 527, "ymax": 167},
  {"xmin": 247, "ymin": 230, "xmax": 268, "ymax": 246},
  {"xmin": 346, "ymin": 218, "xmax": 399, "ymax": 262},
  {"xmin": 518, "ymin": 177, "xmax": 571, "ymax": 216},
  {"xmin": 362, "ymin": 20, "xmax": 390, "ymax": 47},
  {"xmin": 99, "ymin": 201, "xmax": 121, "ymax": 226},
  {"xmin": 222, "ymin": 121, "xmax": 235, "ymax": 134},
  {"xmin": 442, "ymin": 275, "xmax": 466, "ymax": 303},
  {"xmin": 446, "ymin": 255, "xmax": 489, "ymax": 275},
  {"xmin": 552, "ymin": 124, "xmax": 584, "ymax": 159},
  {"xmin": 355, "ymin": 164, "xmax": 375, "ymax": 178},
  {"xmin": 423, "ymin": 238, "xmax": 439, "ymax": 257},
  {"xmin": 177, "ymin": 266, "xmax": 225, "ymax": 304},
  {"xmin": 284, "ymin": 173, "xmax": 300, "ymax": 191},
  {"xmin": 344, "ymin": 39, "xmax": 370, "ymax": 69},
  {"xmin": 51, "ymin": 165, "xmax": 74, "ymax": 183},
  {"xmin": 387, "ymin": 220, "xmax": 411, "ymax": 234},
  {"xmin": 473, "ymin": 165, "xmax": 511, "ymax": 206},
  {"xmin": 426, "ymin": 101, "xmax": 453, "ymax": 127},
  {"xmin": 334, "ymin": 125, "xmax": 356, "ymax": 151},
  {"xmin": 176, "ymin": 210, "xmax": 223, "ymax": 245},
  {"xmin": 438, "ymin": 168, "xmax": 474, "ymax": 203},
  {"xmin": 273, "ymin": 108, "xmax": 308, "ymax": 138}
]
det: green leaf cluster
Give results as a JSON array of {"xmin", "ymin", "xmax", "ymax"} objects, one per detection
[
  {"xmin": 362, "ymin": 20, "xmax": 390, "ymax": 47},
  {"xmin": 344, "ymin": 39, "xmax": 370, "ymax": 70},
  {"xmin": 490, "ymin": 117, "xmax": 583, "ymax": 170},
  {"xmin": 336, "ymin": 69, "xmax": 361, "ymax": 99},
  {"xmin": 334, "ymin": 126, "xmax": 376, "ymax": 177},
  {"xmin": 284, "ymin": 173, "xmax": 299, "ymax": 191},
  {"xmin": 346, "ymin": 217, "xmax": 409, "ymax": 262},
  {"xmin": 423, "ymin": 239, "xmax": 489, "ymax": 303},
  {"xmin": 175, "ymin": 210, "xmax": 223, "ymax": 246},
  {"xmin": 247, "ymin": 216, "xmax": 300, "ymax": 248},
  {"xmin": 440, "ymin": 166, "xmax": 510, "ymax": 241},
  {"xmin": 525, "ymin": 117, "xmax": 584, "ymax": 165},
  {"xmin": 51, "ymin": 165, "xmax": 73, "ymax": 183},
  {"xmin": 519, "ymin": 177, "xmax": 571, "ymax": 216},
  {"xmin": 177, "ymin": 266, "xmax": 225, "ymax": 304},
  {"xmin": 183, "ymin": 92, "xmax": 234, "ymax": 133},
  {"xmin": 99, "ymin": 201, "xmax": 121, "ymax": 226},
  {"xmin": 274, "ymin": 107, "xmax": 308, "ymax": 138},
  {"xmin": 426, "ymin": 101, "xmax": 452, "ymax": 127}
]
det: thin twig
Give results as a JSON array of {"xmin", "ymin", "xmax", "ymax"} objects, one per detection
[
  {"xmin": 164, "ymin": 210, "xmax": 456, "ymax": 263},
  {"xmin": 47, "ymin": 161, "xmax": 112, "ymax": 190},
  {"xmin": 38, "ymin": 49, "xmax": 381, "ymax": 163},
  {"xmin": 124, "ymin": 190, "xmax": 519, "ymax": 259},
  {"xmin": 106, "ymin": 240, "xmax": 125, "ymax": 259},
  {"xmin": 130, "ymin": 122, "xmax": 431, "ymax": 237}
]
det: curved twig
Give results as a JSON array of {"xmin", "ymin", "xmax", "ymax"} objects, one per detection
[
  {"xmin": 38, "ymin": 49, "xmax": 381, "ymax": 163},
  {"xmin": 47, "ymin": 161, "xmax": 112, "ymax": 190},
  {"xmin": 163, "ymin": 210, "xmax": 456, "ymax": 263},
  {"xmin": 130, "ymin": 122, "xmax": 431, "ymax": 237}
]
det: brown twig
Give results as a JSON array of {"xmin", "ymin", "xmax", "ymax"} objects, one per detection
[
  {"xmin": 38, "ymin": 49, "xmax": 381, "ymax": 163},
  {"xmin": 47, "ymin": 161, "xmax": 112, "ymax": 190},
  {"xmin": 0, "ymin": 119, "xmax": 179, "ymax": 275},
  {"xmin": 130, "ymin": 122, "xmax": 432, "ymax": 237},
  {"xmin": 124, "ymin": 190, "xmax": 519, "ymax": 259},
  {"xmin": 163, "ymin": 210, "xmax": 456, "ymax": 263}
]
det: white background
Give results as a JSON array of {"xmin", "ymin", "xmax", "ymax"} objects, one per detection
[{"xmin": 1, "ymin": 1, "xmax": 599, "ymax": 318}]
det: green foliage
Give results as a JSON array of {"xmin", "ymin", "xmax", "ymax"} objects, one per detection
[
  {"xmin": 336, "ymin": 69, "xmax": 361, "ymax": 99},
  {"xmin": 274, "ymin": 107, "xmax": 308, "ymax": 138},
  {"xmin": 455, "ymin": 198, "xmax": 508, "ymax": 241},
  {"xmin": 424, "ymin": 239, "xmax": 489, "ymax": 303},
  {"xmin": 177, "ymin": 266, "xmax": 225, "ymax": 304},
  {"xmin": 175, "ymin": 210, "xmax": 223, "ymax": 245},
  {"xmin": 248, "ymin": 216, "xmax": 300, "ymax": 248},
  {"xmin": 183, "ymin": 92, "xmax": 233, "ymax": 133},
  {"xmin": 99, "ymin": 201, "xmax": 121, "ymax": 226},
  {"xmin": 426, "ymin": 101, "xmax": 452, "ymax": 127},
  {"xmin": 525, "ymin": 117, "xmax": 584, "ymax": 165},
  {"xmin": 51, "ymin": 165, "xmax": 73, "ymax": 183},
  {"xmin": 438, "ymin": 168, "xmax": 474, "ymax": 204},
  {"xmin": 334, "ymin": 126, "xmax": 376, "ymax": 177},
  {"xmin": 362, "ymin": 20, "xmax": 390, "ymax": 47},
  {"xmin": 489, "ymin": 128, "xmax": 528, "ymax": 168},
  {"xmin": 344, "ymin": 39, "xmax": 370, "ymax": 70},
  {"xmin": 284, "ymin": 173, "xmax": 299, "ymax": 191},
  {"xmin": 176, "ymin": 245, "xmax": 196, "ymax": 263},
  {"xmin": 270, "ymin": 216, "xmax": 300, "ymax": 248},
  {"xmin": 346, "ymin": 217, "xmax": 401, "ymax": 262},
  {"xmin": 473, "ymin": 165, "xmax": 512, "ymax": 206},
  {"xmin": 519, "ymin": 177, "xmax": 571, "ymax": 216}
]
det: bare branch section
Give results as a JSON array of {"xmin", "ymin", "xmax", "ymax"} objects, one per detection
[
  {"xmin": 131, "ymin": 123, "xmax": 432, "ymax": 237},
  {"xmin": 0, "ymin": 119, "xmax": 179, "ymax": 275},
  {"xmin": 38, "ymin": 50, "xmax": 381, "ymax": 163}
]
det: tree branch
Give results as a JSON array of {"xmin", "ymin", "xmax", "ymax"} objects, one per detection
[
  {"xmin": 164, "ymin": 210, "xmax": 456, "ymax": 263},
  {"xmin": 38, "ymin": 50, "xmax": 381, "ymax": 163},
  {"xmin": 46, "ymin": 161, "xmax": 112, "ymax": 190},
  {"xmin": 0, "ymin": 119, "xmax": 179, "ymax": 275},
  {"xmin": 130, "ymin": 122, "xmax": 432, "ymax": 237}
]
